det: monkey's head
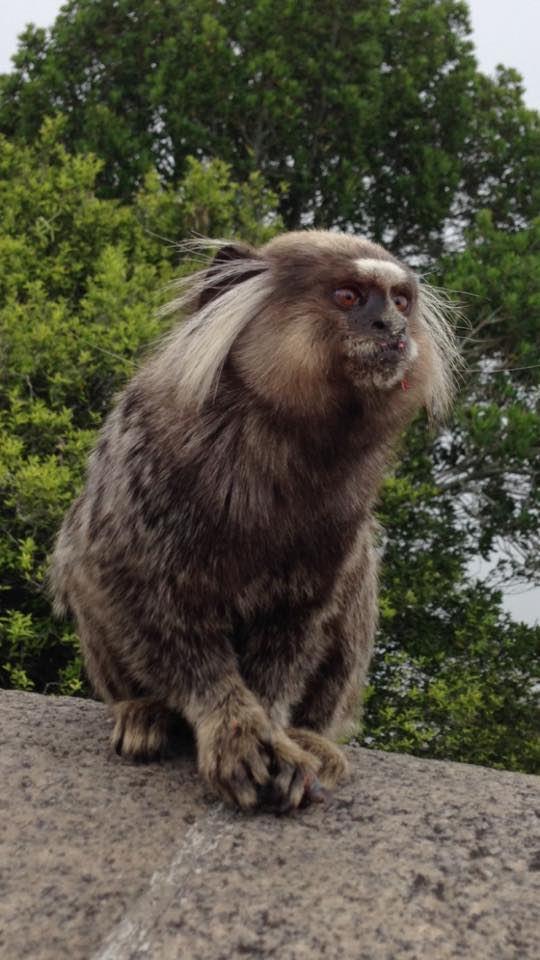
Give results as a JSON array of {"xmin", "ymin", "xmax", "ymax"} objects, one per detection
[{"xmin": 164, "ymin": 231, "xmax": 458, "ymax": 422}]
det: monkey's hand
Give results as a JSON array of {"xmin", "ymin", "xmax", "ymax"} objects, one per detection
[{"xmin": 197, "ymin": 699, "xmax": 322, "ymax": 813}]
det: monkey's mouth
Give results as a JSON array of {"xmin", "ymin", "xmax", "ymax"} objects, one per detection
[
  {"xmin": 377, "ymin": 336, "xmax": 408, "ymax": 364},
  {"xmin": 342, "ymin": 332, "xmax": 411, "ymax": 382}
]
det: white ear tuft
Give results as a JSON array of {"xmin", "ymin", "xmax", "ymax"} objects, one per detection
[
  {"xmin": 155, "ymin": 242, "xmax": 272, "ymax": 408},
  {"xmin": 417, "ymin": 282, "xmax": 462, "ymax": 421}
]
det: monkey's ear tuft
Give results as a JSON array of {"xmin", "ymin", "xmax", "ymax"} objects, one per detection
[
  {"xmin": 211, "ymin": 242, "xmax": 254, "ymax": 265},
  {"xmin": 198, "ymin": 243, "xmax": 264, "ymax": 310}
]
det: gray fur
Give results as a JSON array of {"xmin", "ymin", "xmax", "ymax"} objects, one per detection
[{"xmin": 50, "ymin": 230, "xmax": 457, "ymax": 811}]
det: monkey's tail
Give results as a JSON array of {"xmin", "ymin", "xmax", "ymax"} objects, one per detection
[
  {"xmin": 46, "ymin": 547, "xmax": 72, "ymax": 619},
  {"xmin": 47, "ymin": 573, "xmax": 70, "ymax": 619}
]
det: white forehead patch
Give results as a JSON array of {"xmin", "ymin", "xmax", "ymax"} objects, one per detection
[{"xmin": 354, "ymin": 258, "xmax": 407, "ymax": 285}]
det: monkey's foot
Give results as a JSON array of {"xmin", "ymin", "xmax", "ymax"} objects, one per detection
[
  {"xmin": 287, "ymin": 728, "xmax": 350, "ymax": 788},
  {"xmin": 197, "ymin": 702, "xmax": 322, "ymax": 813},
  {"xmin": 111, "ymin": 699, "xmax": 171, "ymax": 762}
]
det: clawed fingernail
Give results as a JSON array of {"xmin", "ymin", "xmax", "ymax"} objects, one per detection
[
  {"xmin": 299, "ymin": 777, "xmax": 328, "ymax": 807},
  {"xmin": 308, "ymin": 779, "xmax": 327, "ymax": 803}
]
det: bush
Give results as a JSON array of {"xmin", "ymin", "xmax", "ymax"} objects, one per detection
[{"xmin": 0, "ymin": 119, "xmax": 282, "ymax": 693}]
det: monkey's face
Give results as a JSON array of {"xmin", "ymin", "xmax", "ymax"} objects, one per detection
[
  {"xmin": 326, "ymin": 257, "xmax": 419, "ymax": 391},
  {"xmin": 256, "ymin": 233, "xmax": 422, "ymax": 399},
  {"xmin": 183, "ymin": 231, "xmax": 453, "ymax": 419}
]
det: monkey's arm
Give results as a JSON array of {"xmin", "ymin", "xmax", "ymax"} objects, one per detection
[
  {"xmin": 188, "ymin": 670, "xmax": 321, "ymax": 812},
  {"xmin": 99, "ymin": 570, "xmax": 321, "ymax": 812},
  {"xmin": 230, "ymin": 540, "xmax": 376, "ymax": 792}
]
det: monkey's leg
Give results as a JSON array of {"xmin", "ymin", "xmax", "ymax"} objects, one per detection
[
  {"xmin": 287, "ymin": 643, "xmax": 364, "ymax": 792},
  {"xmin": 233, "ymin": 608, "xmax": 350, "ymax": 804},
  {"xmin": 286, "ymin": 728, "xmax": 349, "ymax": 788},
  {"xmin": 111, "ymin": 699, "xmax": 173, "ymax": 762},
  {"xmin": 237, "ymin": 596, "xmax": 364, "ymax": 787},
  {"xmin": 73, "ymin": 558, "xmax": 319, "ymax": 810},
  {"xmin": 94, "ymin": 595, "xmax": 321, "ymax": 812},
  {"xmin": 74, "ymin": 601, "xmax": 178, "ymax": 761},
  {"xmin": 290, "ymin": 555, "xmax": 378, "ymax": 789},
  {"xmin": 192, "ymin": 683, "xmax": 320, "ymax": 813},
  {"xmin": 74, "ymin": 597, "xmax": 138, "ymax": 703},
  {"xmin": 291, "ymin": 618, "xmax": 373, "ymax": 749}
]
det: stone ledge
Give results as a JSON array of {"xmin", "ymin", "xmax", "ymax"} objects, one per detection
[{"xmin": 1, "ymin": 690, "xmax": 539, "ymax": 960}]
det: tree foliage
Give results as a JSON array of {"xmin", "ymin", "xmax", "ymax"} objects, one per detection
[
  {"xmin": 3, "ymin": 1, "xmax": 540, "ymax": 258},
  {"xmin": 0, "ymin": 3, "xmax": 538, "ymax": 773},
  {"xmin": 370, "ymin": 444, "xmax": 539, "ymax": 774},
  {"xmin": 0, "ymin": 120, "xmax": 282, "ymax": 695},
  {"xmin": 437, "ymin": 213, "xmax": 540, "ymax": 584},
  {"xmin": 364, "ymin": 209, "xmax": 540, "ymax": 774}
]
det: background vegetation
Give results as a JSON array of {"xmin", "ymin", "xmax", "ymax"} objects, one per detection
[{"xmin": 1, "ymin": 0, "xmax": 538, "ymax": 772}]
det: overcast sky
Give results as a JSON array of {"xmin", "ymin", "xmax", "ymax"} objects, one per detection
[
  {"xmin": 2, "ymin": 0, "xmax": 540, "ymax": 109},
  {"xmin": 0, "ymin": 1, "xmax": 538, "ymax": 624}
]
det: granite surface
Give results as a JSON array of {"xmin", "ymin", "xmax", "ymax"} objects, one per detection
[{"xmin": 1, "ymin": 690, "xmax": 539, "ymax": 960}]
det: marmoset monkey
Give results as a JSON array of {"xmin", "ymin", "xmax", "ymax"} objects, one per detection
[{"xmin": 50, "ymin": 231, "xmax": 457, "ymax": 812}]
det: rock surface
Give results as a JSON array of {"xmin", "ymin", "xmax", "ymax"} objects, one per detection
[{"xmin": 1, "ymin": 690, "xmax": 539, "ymax": 960}]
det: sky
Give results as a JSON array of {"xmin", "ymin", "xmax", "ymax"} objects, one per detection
[
  {"xmin": 1, "ymin": 0, "xmax": 540, "ymax": 109},
  {"xmin": 0, "ymin": 1, "xmax": 538, "ymax": 624}
]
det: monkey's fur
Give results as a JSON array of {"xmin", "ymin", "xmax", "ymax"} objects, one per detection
[{"xmin": 50, "ymin": 231, "xmax": 457, "ymax": 812}]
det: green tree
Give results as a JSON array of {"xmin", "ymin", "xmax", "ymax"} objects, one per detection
[
  {"xmin": 3, "ymin": 1, "xmax": 539, "ymax": 256},
  {"xmin": 0, "ymin": 120, "xmax": 282, "ymax": 695},
  {"xmin": 438, "ymin": 212, "xmax": 540, "ymax": 585},
  {"xmin": 367, "ymin": 443, "xmax": 540, "ymax": 775},
  {"xmin": 1, "ymin": 3, "xmax": 538, "ymax": 773},
  {"xmin": 363, "ymin": 213, "xmax": 540, "ymax": 774},
  {"xmin": 1, "ymin": 126, "xmax": 537, "ymax": 773}
]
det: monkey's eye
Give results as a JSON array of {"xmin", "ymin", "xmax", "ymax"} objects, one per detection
[
  {"xmin": 333, "ymin": 288, "xmax": 360, "ymax": 310},
  {"xmin": 393, "ymin": 294, "xmax": 410, "ymax": 313}
]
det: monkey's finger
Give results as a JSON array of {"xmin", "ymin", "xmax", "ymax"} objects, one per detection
[
  {"xmin": 213, "ymin": 756, "xmax": 252, "ymax": 809},
  {"xmin": 279, "ymin": 766, "xmax": 325, "ymax": 812},
  {"xmin": 269, "ymin": 734, "xmax": 322, "ymax": 777},
  {"xmin": 226, "ymin": 764, "xmax": 260, "ymax": 812},
  {"xmin": 246, "ymin": 747, "xmax": 272, "ymax": 786},
  {"xmin": 260, "ymin": 760, "xmax": 302, "ymax": 813},
  {"xmin": 262, "ymin": 743, "xmax": 280, "ymax": 778},
  {"xmin": 301, "ymin": 776, "xmax": 328, "ymax": 807},
  {"xmin": 279, "ymin": 765, "xmax": 306, "ymax": 813},
  {"xmin": 218, "ymin": 778, "xmax": 258, "ymax": 812},
  {"xmin": 210, "ymin": 765, "xmax": 240, "ymax": 808},
  {"xmin": 113, "ymin": 727, "xmax": 125, "ymax": 757},
  {"xmin": 254, "ymin": 761, "xmax": 291, "ymax": 809}
]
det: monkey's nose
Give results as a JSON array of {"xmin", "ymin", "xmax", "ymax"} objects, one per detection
[{"xmin": 370, "ymin": 316, "xmax": 406, "ymax": 339}]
